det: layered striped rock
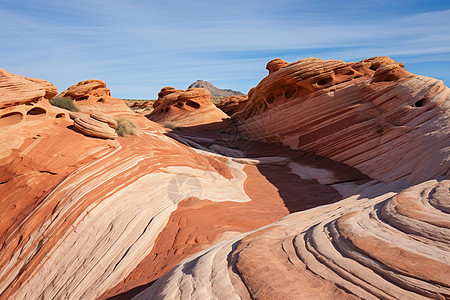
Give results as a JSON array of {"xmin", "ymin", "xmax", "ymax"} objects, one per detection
[
  {"xmin": 57, "ymin": 79, "xmax": 131, "ymax": 114},
  {"xmin": 73, "ymin": 114, "xmax": 118, "ymax": 139},
  {"xmin": 0, "ymin": 69, "xmax": 70, "ymax": 159},
  {"xmin": 234, "ymin": 56, "xmax": 450, "ymax": 184},
  {"xmin": 0, "ymin": 68, "xmax": 368, "ymax": 299},
  {"xmin": 0, "ymin": 68, "xmax": 57, "ymax": 107},
  {"xmin": 148, "ymin": 87, "xmax": 229, "ymax": 127},
  {"xmin": 90, "ymin": 112, "xmax": 117, "ymax": 128},
  {"xmin": 136, "ymin": 179, "xmax": 450, "ymax": 300}
]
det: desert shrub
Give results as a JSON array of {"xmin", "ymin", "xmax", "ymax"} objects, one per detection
[
  {"xmin": 163, "ymin": 123, "xmax": 178, "ymax": 129},
  {"xmin": 212, "ymin": 96, "xmax": 226, "ymax": 104},
  {"xmin": 50, "ymin": 97, "xmax": 80, "ymax": 112},
  {"xmin": 114, "ymin": 117, "xmax": 137, "ymax": 137}
]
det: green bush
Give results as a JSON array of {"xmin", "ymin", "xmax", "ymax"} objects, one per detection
[
  {"xmin": 50, "ymin": 97, "xmax": 80, "ymax": 112},
  {"xmin": 212, "ymin": 96, "xmax": 226, "ymax": 104},
  {"xmin": 114, "ymin": 117, "xmax": 137, "ymax": 137},
  {"xmin": 163, "ymin": 123, "xmax": 178, "ymax": 129}
]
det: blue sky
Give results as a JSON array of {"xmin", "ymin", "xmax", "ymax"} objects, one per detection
[{"xmin": 1, "ymin": 0, "xmax": 450, "ymax": 99}]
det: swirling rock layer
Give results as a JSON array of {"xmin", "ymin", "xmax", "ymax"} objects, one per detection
[
  {"xmin": 235, "ymin": 56, "xmax": 450, "ymax": 184},
  {"xmin": 138, "ymin": 179, "xmax": 450, "ymax": 300},
  {"xmin": 73, "ymin": 114, "xmax": 118, "ymax": 139}
]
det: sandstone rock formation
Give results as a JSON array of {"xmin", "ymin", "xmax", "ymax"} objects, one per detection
[
  {"xmin": 133, "ymin": 57, "xmax": 450, "ymax": 299},
  {"xmin": 0, "ymin": 67, "xmax": 257, "ymax": 299},
  {"xmin": 188, "ymin": 80, "xmax": 244, "ymax": 97},
  {"xmin": 216, "ymin": 95, "xmax": 249, "ymax": 116},
  {"xmin": 1, "ymin": 55, "xmax": 449, "ymax": 300},
  {"xmin": 0, "ymin": 68, "xmax": 58, "ymax": 107},
  {"xmin": 57, "ymin": 79, "xmax": 131, "ymax": 114},
  {"xmin": 0, "ymin": 68, "xmax": 70, "ymax": 159},
  {"xmin": 147, "ymin": 87, "xmax": 229, "ymax": 127},
  {"xmin": 234, "ymin": 56, "xmax": 450, "ymax": 184}
]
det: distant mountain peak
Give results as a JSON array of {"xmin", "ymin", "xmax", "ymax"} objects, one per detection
[{"xmin": 188, "ymin": 80, "xmax": 244, "ymax": 97}]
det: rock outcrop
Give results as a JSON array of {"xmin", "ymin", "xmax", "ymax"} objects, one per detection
[
  {"xmin": 57, "ymin": 79, "xmax": 131, "ymax": 114},
  {"xmin": 0, "ymin": 68, "xmax": 70, "ymax": 159},
  {"xmin": 73, "ymin": 114, "xmax": 118, "ymax": 139},
  {"xmin": 132, "ymin": 57, "xmax": 450, "ymax": 299},
  {"xmin": 216, "ymin": 95, "xmax": 249, "ymax": 116},
  {"xmin": 266, "ymin": 58, "xmax": 289, "ymax": 74},
  {"xmin": 234, "ymin": 56, "xmax": 450, "ymax": 184},
  {"xmin": 147, "ymin": 87, "xmax": 229, "ymax": 127},
  {"xmin": 0, "ymin": 68, "xmax": 58, "ymax": 107},
  {"xmin": 90, "ymin": 112, "xmax": 117, "ymax": 129},
  {"xmin": 188, "ymin": 80, "xmax": 244, "ymax": 97}
]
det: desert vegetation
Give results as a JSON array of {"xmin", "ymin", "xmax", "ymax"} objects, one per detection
[
  {"xmin": 162, "ymin": 123, "xmax": 178, "ymax": 129},
  {"xmin": 212, "ymin": 96, "xmax": 226, "ymax": 104},
  {"xmin": 114, "ymin": 116, "xmax": 137, "ymax": 137},
  {"xmin": 50, "ymin": 97, "xmax": 80, "ymax": 112}
]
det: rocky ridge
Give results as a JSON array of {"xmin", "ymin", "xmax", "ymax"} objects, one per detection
[{"xmin": 188, "ymin": 80, "xmax": 244, "ymax": 97}]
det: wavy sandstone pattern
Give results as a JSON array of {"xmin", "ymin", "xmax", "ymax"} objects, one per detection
[
  {"xmin": 73, "ymin": 114, "xmax": 118, "ymax": 139},
  {"xmin": 137, "ymin": 180, "xmax": 450, "ymax": 300}
]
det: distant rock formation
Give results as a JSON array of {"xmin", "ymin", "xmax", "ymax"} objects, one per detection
[
  {"xmin": 233, "ymin": 56, "xmax": 450, "ymax": 184},
  {"xmin": 125, "ymin": 100, "xmax": 155, "ymax": 114},
  {"xmin": 57, "ymin": 79, "xmax": 130, "ymax": 114},
  {"xmin": 188, "ymin": 80, "xmax": 244, "ymax": 97},
  {"xmin": 216, "ymin": 95, "xmax": 249, "ymax": 116},
  {"xmin": 147, "ymin": 87, "xmax": 229, "ymax": 126}
]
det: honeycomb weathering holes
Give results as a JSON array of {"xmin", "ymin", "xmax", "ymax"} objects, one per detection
[
  {"xmin": 185, "ymin": 100, "xmax": 200, "ymax": 109},
  {"xmin": 26, "ymin": 107, "xmax": 46, "ymax": 115},
  {"xmin": 414, "ymin": 98, "xmax": 428, "ymax": 107}
]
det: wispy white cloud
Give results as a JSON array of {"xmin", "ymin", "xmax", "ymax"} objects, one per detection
[{"xmin": 1, "ymin": 1, "xmax": 450, "ymax": 98}]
